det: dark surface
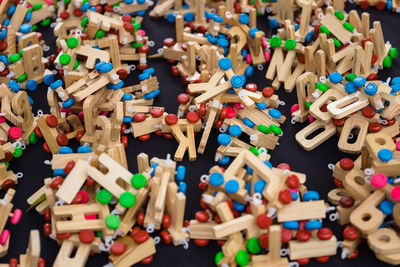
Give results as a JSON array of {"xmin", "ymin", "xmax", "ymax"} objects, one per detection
[{"xmin": 3, "ymin": 4, "xmax": 399, "ymax": 267}]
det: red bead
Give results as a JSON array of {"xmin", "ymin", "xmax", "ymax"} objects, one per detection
[
  {"xmin": 194, "ymin": 239, "xmax": 210, "ymax": 246},
  {"xmin": 199, "ymin": 197, "xmax": 208, "ymax": 210},
  {"xmin": 46, "ymin": 115, "xmax": 58, "ymax": 127},
  {"xmin": 219, "ymin": 107, "xmax": 228, "ymax": 120},
  {"xmin": 76, "ymin": 130, "xmax": 84, "ymax": 142},
  {"xmin": 281, "ymin": 228, "xmax": 293, "ymax": 243},
  {"xmin": 2, "ymin": 151, "xmax": 12, "ymax": 162},
  {"xmin": 56, "ymin": 133, "xmax": 69, "ymax": 146},
  {"xmin": 315, "ymin": 256, "xmax": 330, "ymax": 263},
  {"xmin": 165, "ymin": 114, "xmax": 178, "ymax": 125},
  {"xmin": 339, "ymin": 196, "xmax": 355, "ymax": 208},
  {"xmin": 362, "ymin": 38, "xmax": 372, "ymax": 48},
  {"xmin": 245, "ymin": 83, "xmax": 258, "ymax": 92},
  {"xmin": 376, "ymin": 0, "xmax": 386, "ymax": 10},
  {"xmin": 256, "ymin": 214, "xmax": 272, "ymax": 229},
  {"xmin": 110, "ymin": 241, "xmax": 126, "ymax": 255},
  {"xmin": 214, "ymin": 214, "xmax": 222, "ymax": 224},
  {"xmin": 138, "ymin": 134, "xmax": 150, "ymax": 141},
  {"xmin": 350, "ymin": 249, "xmax": 359, "ymax": 259},
  {"xmin": 359, "ymin": 0, "xmax": 369, "ymax": 9},
  {"xmin": 177, "ymin": 93, "xmax": 190, "ymax": 104},
  {"xmin": 198, "ymin": 182, "xmax": 208, "ymax": 191},
  {"xmin": 162, "ymin": 214, "xmax": 171, "ymax": 229},
  {"xmin": 368, "ymin": 122, "xmax": 382, "ymax": 133},
  {"xmin": 171, "ymin": 65, "xmax": 180, "ymax": 76},
  {"xmin": 343, "ymin": 226, "xmax": 359, "ymax": 241},
  {"xmin": 259, "ymin": 233, "xmax": 269, "ymax": 249},
  {"xmin": 117, "ymin": 69, "xmax": 128, "ymax": 80},
  {"xmin": 332, "ymin": 118, "xmax": 345, "ymax": 127},
  {"xmin": 215, "ymin": 119, "xmax": 223, "ymax": 129},
  {"xmin": 132, "ymin": 230, "xmax": 149, "ymax": 244},
  {"xmin": 197, "ymin": 25, "xmax": 207, "ymax": 33},
  {"xmin": 79, "ymin": 230, "xmax": 95, "ymax": 244},
  {"xmin": 43, "ymin": 142, "xmax": 51, "ymax": 153},
  {"xmin": 137, "ymin": 211, "xmax": 145, "ymax": 226},
  {"xmin": 362, "ymin": 106, "xmax": 375, "ymax": 118},
  {"xmin": 9, "ymin": 258, "xmax": 18, "ymax": 267},
  {"xmin": 86, "ymin": 177, "xmax": 95, "ymax": 187},
  {"xmin": 1, "ymin": 179, "xmax": 14, "ymax": 191},
  {"xmin": 43, "ymin": 223, "xmax": 51, "ymax": 237},
  {"xmin": 140, "ymin": 255, "xmax": 154, "ymax": 264},
  {"xmin": 286, "ymin": 175, "xmax": 300, "ymax": 189},
  {"xmin": 8, "ymin": 127, "xmax": 21, "ymax": 139},
  {"xmin": 195, "ymin": 211, "xmax": 209, "ymax": 223},
  {"xmin": 60, "ymin": 10, "xmax": 70, "ymax": 20},
  {"xmin": 151, "ymin": 107, "xmax": 164, "ymax": 118},
  {"xmin": 277, "ymin": 163, "xmax": 291, "ymax": 170},
  {"xmin": 155, "ymin": 130, "xmax": 162, "ymax": 136},
  {"xmin": 296, "ymin": 229, "xmax": 311, "ymax": 242},
  {"xmin": 37, "ymin": 258, "xmax": 45, "ymax": 267},
  {"xmin": 186, "ymin": 111, "xmax": 199, "ymax": 123},
  {"xmin": 367, "ymin": 73, "xmax": 378, "ymax": 81},
  {"xmin": 160, "ymin": 230, "xmax": 171, "ymax": 244},
  {"xmin": 334, "ymin": 178, "xmax": 344, "ymax": 188},
  {"xmin": 262, "ymin": 87, "xmax": 274, "ymax": 98},
  {"xmin": 50, "ymin": 176, "xmax": 63, "ymax": 189},
  {"xmin": 320, "ymin": 104, "xmax": 328, "ymax": 112},
  {"xmin": 63, "ymin": 160, "xmax": 75, "ymax": 174},
  {"xmin": 122, "ymin": 14, "xmax": 132, "ymax": 22},
  {"xmin": 339, "ymin": 158, "xmax": 354, "ymax": 171},
  {"xmin": 317, "ymin": 228, "xmax": 333, "ymax": 240},
  {"xmin": 387, "ymin": 118, "xmax": 396, "ymax": 126},
  {"xmin": 297, "ymin": 54, "xmax": 305, "ymax": 64},
  {"xmin": 279, "ymin": 189, "xmax": 292, "ymax": 204},
  {"xmin": 163, "ymin": 133, "xmax": 174, "ymax": 140},
  {"xmin": 56, "ymin": 232, "xmax": 71, "ymax": 240},
  {"xmin": 133, "ymin": 113, "xmax": 146, "ymax": 122},
  {"xmin": 216, "ymin": 240, "xmax": 225, "ymax": 246},
  {"xmin": 163, "ymin": 38, "xmax": 175, "ymax": 47},
  {"xmin": 43, "ymin": 208, "xmax": 51, "ymax": 222},
  {"xmin": 138, "ymin": 45, "xmax": 149, "ymax": 53},
  {"xmin": 371, "ymin": 53, "xmax": 377, "ymax": 65},
  {"xmin": 123, "ymin": 22, "xmax": 134, "ymax": 31},
  {"xmin": 73, "ymin": 8, "xmax": 83, "ymax": 17},
  {"xmin": 198, "ymin": 103, "xmax": 206, "ymax": 117},
  {"xmin": 297, "ymin": 258, "xmax": 310, "ymax": 265}
]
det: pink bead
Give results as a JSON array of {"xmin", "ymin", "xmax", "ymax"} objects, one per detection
[
  {"xmin": 78, "ymin": 111, "xmax": 84, "ymax": 121},
  {"xmin": 392, "ymin": 186, "xmax": 400, "ymax": 201},
  {"xmin": 45, "ymin": 0, "xmax": 54, "ymax": 4},
  {"xmin": 0, "ymin": 230, "xmax": 9, "ymax": 245},
  {"xmin": 245, "ymin": 54, "xmax": 252, "ymax": 65},
  {"xmin": 226, "ymin": 107, "xmax": 237, "ymax": 118},
  {"xmin": 396, "ymin": 141, "xmax": 400, "ymax": 151},
  {"xmin": 291, "ymin": 104, "xmax": 299, "ymax": 113},
  {"xmin": 100, "ymin": 111, "xmax": 109, "ymax": 116},
  {"xmin": 289, "ymin": 188, "xmax": 299, "ymax": 193},
  {"xmin": 234, "ymin": 103, "xmax": 244, "ymax": 110},
  {"xmin": 308, "ymin": 115, "xmax": 315, "ymax": 123},
  {"xmin": 138, "ymin": 29, "xmax": 146, "ymax": 36},
  {"xmin": 10, "ymin": 209, "xmax": 21, "ymax": 224},
  {"xmin": 78, "ymin": 190, "xmax": 89, "ymax": 204},
  {"xmin": 85, "ymin": 214, "xmax": 97, "ymax": 220},
  {"xmin": 264, "ymin": 51, "xmax": 271, "ymax": 63},
  {"xmin": 27, "ymin": 4, "xmax": 32, "ymax": 8},
  {"xmin": 261, "ymin": 37, "xmax": 268, "ymax": 49},
  {"xmin": 370, "ymin": 173, "xmax": 388, "ymax": 188}
]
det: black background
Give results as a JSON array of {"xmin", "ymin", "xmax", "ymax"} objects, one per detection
[{"xmin": 3, "ymin": 3, "xmax": 400, "ymax": 266}]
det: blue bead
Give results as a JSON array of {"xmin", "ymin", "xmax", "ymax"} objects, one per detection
[
  {"xmin": 283, "ymin": 221, "xmax": 299, "ymax": 230},
  {"xmin": 123, "ymin": 116, "xmax": 133, "ymax": 123},
  {"xmin": 28, "ymin": 96, "xmax": 33, "ymax": 106},
  {"xmin": 268, "ymin": 108, "xmax": 281, "ymax": 119},
  {"xmin": 305, "ymin": 31, "xmax": 314, "ymax": 43},
  {"xmin": 138, "ymin": 72, "xmax": 150, "ymax": 81},
  {"xmin": 291, "ymin": 192, "xmax": 298, "ymax": 201},
  {"xmin": 43, "ymin": 74, "xmax": 54, "ymax": 85},
  {"xmin": 387, "ymin": 0, "xmax": 392, "ymax": 10},
  {"xmin": 233, "ymin": 200, "xmax": 246, "ymax": 211},
  {"xmin": 245, "ymin": 182, "xmax": 251, "ymax": 193},
  {"xmin": 166, "ymin": 13, "xmax": 176, "ymax": 23},
  {"xmin": 183, "ymin": 5, "xmax": 189, "ymax": 9},
  {"xmin": 58, "ymin": 146, "xmax": 73, "ymax": 154},
  {"xmin": 25, "ymin": 11, "xmax": 32, "ymax": 22},
  {"xmin": 8, "ymin": 80, "xmax": 20, "ymax": 92},
  {"xmin": 379, "ymin": 200, "xmax": 394, "ymax": 215},
  {"xmin": 245, "ymin": 66, "xmax": 254, "ymax": 77},
  {"xmin": 263, "ymin": 161, "xmax": 273, "ymax": 169},
  {"xmin": 329, "ymin": 72, "xmax": 342, "ymax": 83},
  {"xmin": 217, "ymin": 38, "xmax": 229, "ymax": 48},
  {"xmin": 247, "ymin": 166, "xmax": 253, "ymax": 175},
  {"xmin": 144, "ymin": 89, "xmax": 160, "ymax": 99},
  {"xmin": 54, "ymin": 168, "xmax": 67, "ymax": 178},
  {"xmin": 137, "ymin": 0, "xmax": 146, "ymax": 3},
  {"xmin": 209, "ymin": 172, "xmax": 224, "ymax": 186},
  {"xmin": 207, "ymin": 35, "xmax": 218, "ymax": 43},
  {"xmin": 225, "ymin": 179, "xmax": 239, "ymax": 193},
  {"xmin": 100, "ymin": 62, "xmax": 113, "ymax": 73},
  {"xmin": 81, "ymin": 2, "xmax": 91, "ymax": 12},
  {"xmin": 3, "ymin": 19, "xmax": 10, "ymax": 27},
  {"xmin": 124, "ymin": 0, "xmax": 134, "ymax": 3},
  {"xmin": 353, "ymin": 76, "xmax": 366, "ymax": 87},
  {"xmin": 345, "ymin": 82, "xmax": 356, "ymax": 94},
  {"xmin": 8, "ymin": 5, "xmax": 15, "ymax": 16},
  {"xmin": 107, "ymin": 80, "xmax": 124, "ymax": 90},
  {"xmin": 184, "ymin": 12, "xmax": 194, "ymax": 22},
  {"xmin": 136, "ymin": 10, "xmax": 146, "ymax": 15},
  {"xmin": 223, "ymin": 48, "xmax": 228, "ymax": 57},
  {"xmin": 255, "ymin": 101, "xmax": 267, "ymax": 110},
  {"xmin": 89, "ymin": 6, "xmax": 96, "ymax": 11},
  {"xmin": 214, "ymin": 16, "xmax": 223, "ymax": 23},
  {"xmin": 77, "ymin": 146, "xmax": 92, "ymax": 153},
  {"xmin": 392, "ymin": 77, "xmax": 400, "ymax": 85},
  {"xmin": 122, "ymin": 94, "xmax": 133, "ymax": 100},
  {"xmin": 95, "ymin": 61, "xmax": 106, "ymax": 71},
  {"xmin": 19, "ymin": 24, "xmax": 31, "ymax": 33},
  {"xmin": 364, "ymin": 82, "xmax": 378, "ymax": 95},
  {"xmin": 303, "ymin": 191, "xmax": 320, "ymax": 201},
  {"xmin": 378, "ymin": 148, "xmax": 393, "ymax": 162},
  {"xmin": 228, "ymin": 88, "xmax": 235, "ymax": 94},
  {"xmin": 50, "ymin": 79, "xmax": 63, "ymax": 90},
  {"xmin": 228, "ymin": 125, "xmax": 242, "ymax": 137},
  {"xmin": 391, "ymin": 84, "xmax": 400, "ymax": 93},
  {"xmin": 243, "ymin": 117, "xmax": 255, "ymax": 128},
  {"xmin": 241, "ymin": 49, "xmax": 247, "ymax": 58},
  {"xmin": 62, "ymin": 98, "xmax": 74, "ymax": 108},
  {"xmin": 178, "ymin": 182, "xmax": 187, "ymax": 194},
  {"xmin": 151, "ymin": 163, "xmax": 158, "ymax": 176},
  {"xmin": 218, "ymin": 133, "xmax": 231, "ymax": 146},
  {"xmin": 249, "ymin": 28, "xmax": 258, "ymax": 38},
  {"xmin": 254, "ymin": 180, "xmax": 266, "ymax": 193},
  {"xmin": 143, "ymin": 68, "xmax": 155, "ymax": 75},
  {"xmin": 26, "ymin": 80, "xmax": 37, "ymax": 91},
  {"xmin": 239, "ymin": 13, "xmax": 249, "ymax": 24},
  {"xmin": 0, "ymin": 55, "xmax": 8, "ymax": 66},
  {"xmin": 176, "ymin": 166, "xmax": 185, "ymax": 181},
  {"xmin": 231, "ymin": 75, "xmax": 246, "ymax": 88},
  {"xmin": 388, "ymin": 177, "xmax": 395, "ymax": 184},
  {"xmin": 0, "ymin": 28, "xmax": 7, "ymax": 40},
  {"xmin": 269, "ymin": 18, "xmax": 279, "ymax": 29},
  {"xmin": 219, "ymin": 156, "xmax": 230, "ymax": 165},
  {"xmin": 294, "ymin": 24, "xmax": 299, "ymax": 31},
  {"xmin": 305, "ymin": 220, "xmax": 322, "ymax": 230}
]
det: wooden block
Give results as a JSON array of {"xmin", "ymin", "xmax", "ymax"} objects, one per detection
[
  {"xmin": 368, "ymin": 228, "xmax": 400, "ymax": 255},
  {"xmin": 343, "ymin": 168, "xmax": 372, "ymax": 200},
  {"xmin": 338, "ymin": 116, "xmax": 368, "ymax": 153},
  {"xmin": 37, "ymin": 115, "xmax": 60, "ymax": 154},
  {"xmin": 327, "ymin": 91, "xmax": 369, "ymax": 119},
  {"xmin": 289, "ymin": 236, "xmax": 337, "ymax": 260},
  {"xmin": 19, "ymin": 230, "xmax": 40, "ymax": 267},
  {"xmin": 56, "ymin": 160, "xmax": 89, "ymax": 204},
  {"xmin": 277, "ymin": 200, "xmax": 326, "ymax": 222},
  {"xmin": 295, "ymin": 120, "xmax": 336, "ymax": 151},
  {"xmin": 213, "ymin": 214, "xmax": 258, "ymax": 239},
  {"xmin": 109, "ymin": 238, "xmax": 155, "ymax": 267}
]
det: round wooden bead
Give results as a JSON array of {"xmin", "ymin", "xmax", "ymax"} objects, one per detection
[
  {"xmin": 56, "ymin": 232, "xmax": 71, "ymax": 240},
  {"xmin": 245, "ymin": 83, "xmax": 258, "ymax": 92},
  {"xmin": 138, "ymin": 45, "xmax": 150, "ymax": 54},
  {"xmin": 332, "ymin": 118, "xmax": 345, "ymax": 127},
  {"xmin": 121, "ymin": 135, "xmax": 128, "ymax": 148},
  {"xmin": 362, "ymin": 106, "xmax": 375, "ymax": 118},
  {"xmin": 132, "ymin": 230, "xmax": 149, "ymax": 244},
  {"xmin": 262, "ymin": 87, "xmax": 274, "ymax": 98},
  {"xmin": 256, "ymin": 214, "xmax": 272, "ymax": 229},
  {"xmin": 165, "ymin": 114, "xmax": 178, "ymax": 125},
  {"xmin": 277, "ymin": 163, "xmax": 291, "ymax": 170},
  {"xmin": 2, "ymin": 151, "xmax": 12, "ymax": 162},
  {"xmin": 177, "ymin": 93, "xmax": 190, "ymax": 104},
  {"xmin": 110, "ymin": 242, "xmax": 126, "ymax": 256},
  {"xmin": 79, "ymin": 230, "xmax": 95, "ymax": 244},
  {"xmin": 133, "ymin": 113, "xmax": 146, "ymax": 122},
  {"xmin": 117, "ymin": 69, "xmax": 128, "ymax": 80},
  {"xmin": 34, "ymin": 126, "xmax": 43, "ymax": 138},
  {"xmin": 151, "ymin": 107, "xmax": 164, "ymax": 118},
  {"xmin": 43, "ymin": 223, "xmax": 51, "ymax": 237},
  {"xmin": 163, "ymin": 38, "xmax": 175, "ymax": 47},
  {"xmin": 137, "ymin": 211, "xmax": 145, "ymax": 226},
  {"xmin": 195, "ymin": 211, "xmax": 209, "ymax": 223},
  {"xmin": 43, "ymin": 208, "xmax": 51, "ymax": 222},
  {"xmin": 297, "ymin": 258, "xmax": 310, "ymax": 265},
  {"xmin": 186, "ymin": 111, "xmax": 199, "ymax": 123},
  {"xmin": 171, "ymin": 66, "xmax": 179, "ymax": 76},
  {"xmin": 368, "ymin": 122, "xmax": 382, "ymax": 133},
  {"xmin": 286, "ymin": 175, "xmax": 300, "ymax": 189},
  {"xmin": 138, "ymin": 134, "xmax": 150, "ymax": 142},
  {"xmin": 46, "ymin": 115, "xmax": 58, "ymax": 127},
  {"xmin": 317, "ymin": 228, "xmax": 333, "ymax": 240},
  {"xmin": 1, "ymin": 179, "xmax": 15, "ymax": 191},
  {"xmin": 198, "ymin": 103, "xmax": 206, "ymax": 117},
  {"xmin": 296, "ymin": 229, "xmax": 311, "ymax": 242},
  {"xmin": 343, "ymin": 226, "xmax": 359, "ymax": 241},
  {"xmin": 63, "ymin": 160, "xmax": 75, "ymax": 174},
  {"xmin": 162, "ymin": 214, "xmax": 171, "ymax": 229},
  {"xmin": 76, "ymin": 130, "xmax": 84, "ymax": 142},
  {"xmin": 56, "ymin": 133, "xmax": 69, "ymax": 146},
  {"xmin": 259, "ymin": 233, "xmax": 269, "ymax": 249},
  {"xmin": 50, "ymin": 176, "xmax": 63, "ymax": 189},
  {"xmin": 163, "ymin": 133, "xmax": 174, "ymax": 140},
  {"xmin": 339, "ymin": 158, "xmax": 354, "ymax": 171},
  {"xmin": 339, "ymin": 196, "xmax": 355, "ymax": 208},
  {"xmin": 140, "ymin": 255, "xmax": 154, "ymax": 264},
  {"xmin": 281, "ymin": 228, "xmax": 292, "ymax": 243},
  {"xmin": 37, "ymin": 258, "xmax": 46, "ymax": 267},
  {"xmin": 9, "ymin": 258, "xmax": 18, "ymax": 267},
  {"xmin": 194, "ymin": 239, "xmax": 210, "ymax": 247},
  {"xmin": 315, "ymin": 256, "xmax": 330, "ymax": 263},
  {"xmin": 279, "ymin": 189, "xmax": 292, "ymax": 204}
]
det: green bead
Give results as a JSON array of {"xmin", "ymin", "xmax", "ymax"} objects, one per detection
[
  {"xmin": 96, "ymin": 231, "xmax": 102, "ymax": 239},
  {"xmin": 3, "ymin": 162, "xmax": 8, "ymax": 169},
  {"xmin": 9, "ymin": 54, "xmax": 21, "ymax": 63},
  {"xmin": 29, "ymin": 131, "xmax": 39, "ymax": 144},
  {"xmin": 81, "ymin": 17, "xmax": 88, "ymax": 28},
  {"xmin": 284, "ymin": 39, "xmax": 296, "ymax": 50},
  {"xmin": 73, "ymin": 60, "xmax": 79, "ymax": 70},
  {"xmin": 17, "ymin": 73, "xmax": 27, "ymax": 82},
  {"xmin": 332, "ymin": 37, "xmax": 341, "ymax": 48},
  {"xmin": 96, "ymin": 189, "xmax": 113, "ymax": 204},
  {"xmin": 64, "ymin": 0, "xmax": 70, "ymax": 3},
  {"xmin": 40, "ymin": 18, "xmax": 51, "ymax": 27},
  {"xmin": 33, "ymin": 3, "xmax": 42, "ymax": 10},
  {"xmin": 258, "ymin": 124, "xmax": 270, "ymax": 134},
  {"xmin": 270, "ymin": 124, "xmax": 282, "ymax": 135},
  {"xmin": 32, "ymin": 25, "xmax": 37, "ymax": 31},
  {"xmin": 334, "ymin": 10, "xmax": 344, "ymax": 20},
  {"xmin": 28, "ymin": 8, "xmax": 32, "ymax": 12},
  {"xmin": 343, "ymin": 22, "xmax": 354, "ymax": 32},
  {"xmin": 131, "ymin": 173, "xmax": 147, "ymax": 189},
  {"xmin": 345, "ymin": 73, "xmax": 357, "ymax": 82},
  {"xmin": 132, "ymin": 18, "xmax": 136, "ymax": 23},
  {"xmin": 270, "ymin": 36, "xmax": 281, "ymax": 48},
  {"xmin": 18, "ymin": 49, "xmax": 23, "ymax": 57},
  {"xmin": 319, "ymin": 25, "xmax": 330, "ymax": 35},
  {"xmin": 305, "ymin": 101, "xmax": 312, "ymax": 109},
  {"xmin": 118, "ymin": 192, "xmax": 136, "ymax": 208},
  {"xmin": 249, "ymin": 147, "xmax": 259, "ymax": 156},
  {"xmin": 133, "ymin": 22, "xmax": 141, "ymax": 30},
  {"xmin": 59, "ymin": 53, "xmax": 71, "ymax": 65},
  {"xmin": 215, "ymin": 252, "xmax": 224, "ymax": 265},
  {"xmin": 67, "ymin": 37, "xmax": 79, "ymax": 49},
  {"xmin": 389, "ymin": 48, "xmax": 398, "ymax": 59},
  {"xmin": 235, "ymin": 250, "xmax": 250, "ymax": 266},
  {"xmin": 105, "ymin": 214, "xmax": 120, "ymax": 229},
  {"xmin": 247, "ymin": 237, "xmax": 261, "ymax": 254},
  {"xmin": 12, "ymin": 147, "xmax": 22, "ymax": 158},
  {"xmin": 113, "ymin": 2, "xmax": 119, "ymax": 6},
  {"xmin": 316, "ymin": 82, "xmax": 329, "ymax": 92},
  {"xmin": 83, "ymin": 0, "xmax": 88, "ymax": 3},
  {"xmin": 132, "ymin": 42, "xmax": 143, "ymax": 48},
  {"xmin": 383, "ymin": 56, "xmax": 392, "ymax": 68},
  {"xmin": 249, "ymin": 0, "xmax": 254, "ymax": 4},
  {"xmin": 96, "ymin": 30, "xmax": 105, "ymax": 39}
]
